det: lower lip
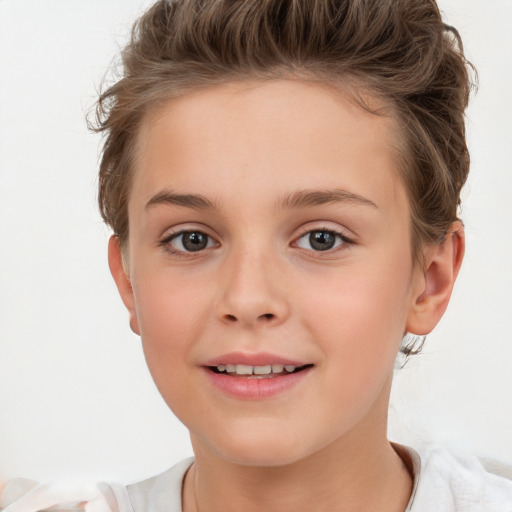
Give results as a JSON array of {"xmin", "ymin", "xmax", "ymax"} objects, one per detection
[{"xmin": 203, "ymin": 367, "xmax": 313, "ymax": 400}]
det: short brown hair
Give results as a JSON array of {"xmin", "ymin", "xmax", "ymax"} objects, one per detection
[{"xmin": 92, "ymin": 0, "xmax": 475, "ymax": 263}]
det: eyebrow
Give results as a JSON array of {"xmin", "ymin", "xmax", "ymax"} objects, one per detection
[
  {"xmin": 145, "ymin": 188, "xmax": 377, "ymax": 212},
  {"xmin": 276, "ymin": 189, "xmax": 378, "ymax": 210},
  {"xmin": 145, "ymin": 190, "xmax": 217, "ymax": 210}
]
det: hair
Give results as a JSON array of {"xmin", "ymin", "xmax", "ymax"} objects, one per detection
[{"xmin": 92, "ymin": 0, "xmax": 475, "ymax": 267}]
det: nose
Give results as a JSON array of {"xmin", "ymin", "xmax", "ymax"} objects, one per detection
[{"xmin": 214, "ymin": 247, "xmax": 290, "ymax": 328}]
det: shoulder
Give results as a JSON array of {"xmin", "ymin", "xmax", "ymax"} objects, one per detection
[
  {"xmin": 408, "ymin": 445, "xmax": 512, "ymax": 512},
  {"xmin": 0, "ymin": 477, "xmax": 132, "ymax": 512},
  {"xmin": 0, "ymin": 458, "xmax": 193, "ymax": 512}
]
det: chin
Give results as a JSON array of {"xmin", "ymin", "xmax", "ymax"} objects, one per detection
[{"xmin": 193, "ymin": 420, "xmax": 324, "ymax": 468}]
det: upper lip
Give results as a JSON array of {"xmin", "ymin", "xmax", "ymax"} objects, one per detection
[{"xmin": 202, "ymin": 352, "xmax": 309, "ymax": 367}]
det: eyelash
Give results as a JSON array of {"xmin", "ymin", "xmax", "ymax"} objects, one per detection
[
  {"xmin": 159, "ymin": 227, "xmax": 354, "ymax": 257},
  {"xmin": 294, "ymin": 227, "xmax": 354, "ymax": 253},
  {"xmin": 159, "ymin": 229, "xmax": 218, "ymax": 257}
]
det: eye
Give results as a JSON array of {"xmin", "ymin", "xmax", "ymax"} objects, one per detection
[
  {"xmin": 295, "ymin": 229, "xmax": 348, "ymax": 252},
  {"xmin": 163, "ymin": 230, "xmax": 217, "ymax": 253}
]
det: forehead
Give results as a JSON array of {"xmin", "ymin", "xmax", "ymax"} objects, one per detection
[{"xmin": 131, "ymin": 79, "xmax": 405, "ymax": 213}]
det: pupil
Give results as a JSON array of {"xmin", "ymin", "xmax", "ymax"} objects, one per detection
[
  {"xmin": 309, "ymin": 231, "xmax": 335, "ymax": 251},
  {"xmin": 183, "ymin": 232, "xmax": 208, "ymax": 251}
]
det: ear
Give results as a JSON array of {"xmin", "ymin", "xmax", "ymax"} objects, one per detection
[
  {"xmin": 406, "ymin": 222, "xmax": 465, "ymax": 335},
  {"xmin": 108, "ymin": 235, "xmax": 140, "ymax": 335}
]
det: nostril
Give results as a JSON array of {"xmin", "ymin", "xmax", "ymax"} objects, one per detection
[{"xmin": 222, "ymin": 312, "xmax": 276, "ymax": 324}]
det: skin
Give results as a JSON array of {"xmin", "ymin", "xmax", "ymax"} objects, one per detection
[{"xmin": 109, "ymin": 79, "xmax": 464, "ymax": 512}]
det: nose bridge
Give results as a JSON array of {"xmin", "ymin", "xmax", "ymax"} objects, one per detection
[{"xmin": 216, "ymin": 239, "xmax": 289, "ymax": 327}]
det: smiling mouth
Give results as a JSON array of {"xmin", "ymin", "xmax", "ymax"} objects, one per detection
[{"xmin": 209, "ymin": 363, "xmax": 314, "ymax": 378}]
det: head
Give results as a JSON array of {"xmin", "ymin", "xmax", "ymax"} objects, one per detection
[
  {"xmin": 93, "ymin": 0, "xmax": 473, "ymax": 466},
  {"xmin": 96, "ymin": 0, "xmax": 473, "ymax": 265}
]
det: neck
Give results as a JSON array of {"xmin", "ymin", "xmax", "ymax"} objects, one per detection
[{"xmin": 183, "ymin": 380, "xmax": 412, "ymax": 512}]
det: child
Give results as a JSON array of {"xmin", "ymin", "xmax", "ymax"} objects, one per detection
[{"xmin": 2, "ymin": 0, "xmax": 511, "ymax": 510}]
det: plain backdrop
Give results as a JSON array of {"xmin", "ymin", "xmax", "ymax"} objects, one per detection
[{"xmin": 0, "ymin": 0, "xmax": 511, "ymax": 483}]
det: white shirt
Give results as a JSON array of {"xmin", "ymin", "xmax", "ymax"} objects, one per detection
[{"xmin": 2, "ymin": 445, "xmax": 512, "ymax": 511}]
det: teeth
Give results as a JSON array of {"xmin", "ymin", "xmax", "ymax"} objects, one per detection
[
  {"xmin": 215, "ymin": 364, "xmax": 300, "ymax": 375},
  {"xmin": 253, "ymin": 365, "xmax": 272, "ymax": 375},
  {"xmin": 236, "ymin": 364, "xmax": 253, "ymax": 375}
]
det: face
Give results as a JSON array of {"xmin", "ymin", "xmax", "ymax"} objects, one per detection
[{"xmin": 117, "ymin": 79, "xmax": 428, "ymax": 467}]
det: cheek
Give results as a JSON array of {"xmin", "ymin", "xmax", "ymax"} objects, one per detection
[
  {"xmin": 298, "ymin": 258, "xmax": 413, "ymax": 369},
  {"xmin": 134, "ymin": 258, "xmax": 213, "ymax": 323},
  {"xmin": 295, "ymin": 269, "xmax": 410, "ymax": 425},
  {"xmin": 131, "ymin": 271, "xmax": 211, "ymax": 385},
  {"xmin": 138, "ymin": 284, "xmax": 198, "ymax": 338},
  {"xmin": 301, "ymin": 265, "xmax": 411, "ymax": 334}
]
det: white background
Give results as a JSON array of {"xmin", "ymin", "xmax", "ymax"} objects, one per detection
[{"xmin": 0, "ymin": 0, "xmax": 511, "ymax": 483}]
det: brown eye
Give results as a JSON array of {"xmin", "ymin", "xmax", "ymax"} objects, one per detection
[
  {"xmin": 295, "ymin": 229, "xmax": 346, "ymax": 252},
  {"xmin": 182, "ymin": 232, "xmax": 208, "ymax": 251},
  {"xmin": 168, "ymin": 231, "xmax": 215, "ymax": 252},
  {"xmin": 309, "ymin": 231, "xmax": 336, "ymax": 251}
]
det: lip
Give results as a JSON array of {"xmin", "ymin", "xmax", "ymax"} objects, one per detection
[
  {"xmin": 201, "ymin": 352, "xmax": 313, "ymax": 400},
  {"xmin": 202, "ymin": 351, "xmax": 307, "ymax": 367}
]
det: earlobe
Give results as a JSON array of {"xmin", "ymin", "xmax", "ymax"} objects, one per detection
[
  {"xmin": 107, "ymin": 235, "xmax": 140, "ymax": 335},
  {"xmin": 406, "ymin": 222, "xmax": 465, "ymax": 335}
]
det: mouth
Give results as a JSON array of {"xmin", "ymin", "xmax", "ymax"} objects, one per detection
[
  {"xmin": 209, "ymin": 363, "xmax": 314, "ymax": 379},
  {"xmin": 202, "ymin": 352, "xmax": 314, "ymax": 399}
]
